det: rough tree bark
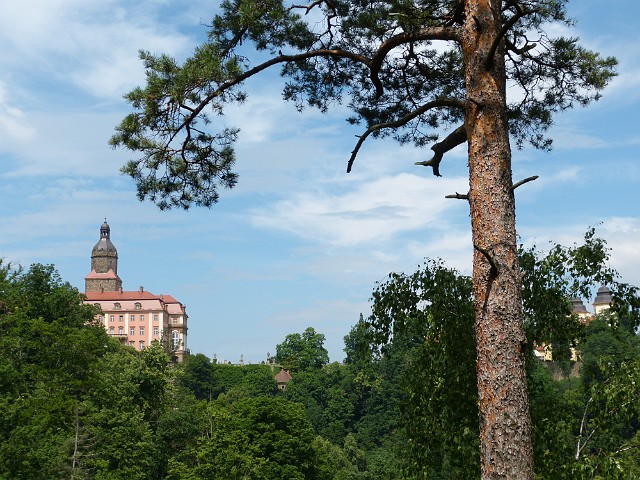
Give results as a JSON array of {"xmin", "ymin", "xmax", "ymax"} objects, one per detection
[{"xmin": 462, "ymin": 1, "xmax": 534, "ymax": 478}]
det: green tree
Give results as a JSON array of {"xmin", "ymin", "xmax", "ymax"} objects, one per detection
[
  {"xmin": 81, "ymin": 344, "xmax": 172, "ymax": 479},
  {"xmin": 112, "ymin": 2, "xmax": 617, "ymax": 476},
  {"xmin": 369, "ymin": 259, "xmax": 480, "ymax": 478},
  {"xmin": 179, "ymin": 352, "xmax": 216, "ymax": 400},
  {"xmin": 0, "ymin": 264, "xmax": 112, "ymax": 479},
  {"xmin": 284, "ymin": 362, "xmax": 359, "ymax": 444},
  {"xmin": 367, "ymin": 232, "xmax": 635, "ymax": 478},
  {"xmin": 275, "ymin": 326, "xmax": 329, "ymax": 371},
  {"xmin": 168, "ymin": 396, "xmax": 320, "ymax": 479}
]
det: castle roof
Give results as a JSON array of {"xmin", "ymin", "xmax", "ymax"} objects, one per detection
[
  {"xmin": 84, "ymin": 269, "xmax": 122, "ymax": 282},
  {"xmin": 570, "ymin": 297, "xmax": 589, "ymax": 314},
  {"xmin": 593, "ymin": 286, "xmax": 613, "ymax": 306},
  {"xmin": 85, "ymin": 289, "xmax": 186, "ymax": 314},
  {"xmin": 275, "ymin": 369, "xmax": 292, "ymax": 384},
  {"xmin": 92, "ymin": 220, "xmax": 117, "ymax": 256}
]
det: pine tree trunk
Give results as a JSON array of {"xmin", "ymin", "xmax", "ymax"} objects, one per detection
[{"xmin": 461, "ymin": 1, "xmax": 534, "ymax": 478}]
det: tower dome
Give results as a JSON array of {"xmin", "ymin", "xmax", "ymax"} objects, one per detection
[
  {"xmin": 570, "ymin": 297, "xmax": 588, "ymax": 315},
  {"xmin": 593, "ymin": 286, "xmax": 612, "ymax": 314},
  {"xmin": 92, "ymin": 220, "xmax": 117, "ymax": 255},
  {"xmin": 85, "ymin": 220, "xmax": 122, "ymax": 293}
]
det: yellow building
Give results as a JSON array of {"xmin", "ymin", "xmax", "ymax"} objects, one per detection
[{"xmin": 534, "ymin": 288, "xmax": 612, "ymax": 362}]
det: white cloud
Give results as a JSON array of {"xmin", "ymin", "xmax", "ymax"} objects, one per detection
[
  {"xmin": 552, "ymin": 127, "xmax": 609, "ymax": 150},
  {"xmin": 0, "ymin": 82, "xmax": 35, "ymax": 141},
  {"xmin": 519, "ymin": 218, "xmax": 640, "ymax": 290},
  {"xmin": 0, "ymin": 1, "xmax": 201, "ymax": 102},
  {"xmin": 251, "ymin": 172, "xmax": 468, "ymax": 246}
]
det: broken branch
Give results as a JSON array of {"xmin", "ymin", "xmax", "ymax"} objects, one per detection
[
  {"xmin": 347, "ymin": 99, "xmax": 464, "ymax": 172},
  {"xmin": 415, "ymin": 124, "xmax": 467, "ymax": 176}
]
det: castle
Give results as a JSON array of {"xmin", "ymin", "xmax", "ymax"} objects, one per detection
[
  {"xmin": 83, "ymin": 221, "xmax": 188, "ymax": 362},
  {"xmin": 533, "ymin": 286, "xmax": 612, "ymax": 362}
]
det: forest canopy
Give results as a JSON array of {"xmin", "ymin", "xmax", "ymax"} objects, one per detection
[{"xmin": 1, "ymin": 232, "xmax": 639, "ymax": 479}]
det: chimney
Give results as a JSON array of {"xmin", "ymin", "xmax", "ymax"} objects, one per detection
[
  {"xmin": 119, "ymin": 287, "xmax": 123, "ymax": 294},
  {"xmin": 139, "ymin": 286, "xmax": 144, "ymax": 293}
]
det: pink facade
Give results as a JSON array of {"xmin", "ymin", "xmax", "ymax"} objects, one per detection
[{"xmin": 83, "ymin": 221, "xmax": 188, "ymax": 361}]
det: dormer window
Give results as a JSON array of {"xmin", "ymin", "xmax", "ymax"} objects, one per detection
[
  {"xmin": 114, "ymin": 302, "xmax": 121, "ymax": 310},
  {"xmin": 93, "ymin": 303, "xmax": 100, "ymax": 309},
  {"xmin": 134, "ymin": 302, "xmax": 141, "ymax": 310}
]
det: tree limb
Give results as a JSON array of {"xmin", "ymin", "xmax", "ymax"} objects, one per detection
[
  {"xmin": 346, "ymin": 99, "xmax": 464, "ymax": 173},
  {"xmin": 415, "ymin": 124, "xmax": 467, "ymax": 176},
  {"xmin": 445, "ymin": 192, "xmax": 469, "ymax": 200},
  {"xmin": 485, "ymin": 3, "xmax": 531, "ymax": 70},
  {"xmin": 511, "ymin": 175, "xmax": 538, "ymax": 191},
  {"xmin": 445, "ymin": 175, "xmax": 537, "ymax": 203},
  {"xmin": 290, "ymin": 0, "xmax": 326, "ymax": 15},
  {"xmin": 172, "ymin": 48, "xmax": 370, "ymax": 145},
  {"xmin": 369, "ymin": 26, "xmax": 460, "ymax": 97},
  {"xmin": 505, "ymin": 38, "xmax": 537, "ymax": 56}
]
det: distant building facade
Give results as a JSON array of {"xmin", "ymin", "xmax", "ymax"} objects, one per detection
[
  {"xmin": 275, "ymin": 369, "xmax": 293, "ymax": 391},
  {"xmin": 83, "ymin": 221, "xmax": 188, "ymax": 362},
  {"xmin": 534, "ymin": 286, "xmax": 612, "ymax": 362}
]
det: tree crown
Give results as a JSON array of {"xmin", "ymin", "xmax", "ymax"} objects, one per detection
[{"xmin": 111, "ymin": 0, "xmax": 617, "ymax": 209}]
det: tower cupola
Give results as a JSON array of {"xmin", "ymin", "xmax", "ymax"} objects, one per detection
[
  {"xmin": 85, "ymin": 219, "xmax": 122, "ymax": 293},
  {"xmin": 92, "ymin": 220, "xmax": 118, "ymax": 260}
]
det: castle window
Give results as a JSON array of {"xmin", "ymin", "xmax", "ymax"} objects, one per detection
[
  {"xmin": 130, "ymin": 327, "xmax": 135, "ymax": 336},
  {"xmin": 134, "ymin": 302, "xmax": 141, "ymax": 310},
  {"xmin": 153, "ymin": 327, "xmax": 159, "ymax": 336},
  {"xmin": 99, "ymin": 315, "xmax": 104, "ymax": 323},
  {"xmin": 153, "ymin": 314, "xmax": 159, "ymax": 322},
  {"xmin": 119, "ymin": 315, "xmax": 124, "ymax": 322},
  {"xmin": 139, "ymin": 341, "xmax": 145, "ymax": 350},
  {"xmin": 140, "ymin": 327, "xmax": 145, "ymax": 336},
  {"xmin": 130, "ymin": 315, "xmax": 135, "ymax": 322},
  {"xmin": 110, "ymin": 315, "xmax": 115, "ymax": 322},
  {"xmin": 171, "ymin": 331, "xmax": 180, "ymax": 351},
  {"xmin": 129, "ymin": 341, "xmax": 135, "ymax": 347},
  {"xmin": 118, "ymin": 326, "xmax": 123, "ymax": 335},
  {"xmin": 140, "ymin": 315, "xmax": 145, "ymax": 322},
  {"xmin": 114, "ymin": 302, "xmax": 121, "ymax": 310},
  {"xmin": 172, "ymin": 317, "xmax": 178, "ymax": 325},
  {"xmin": 109, "ymin": 327, "xmax": 114, "ymax": 335}
]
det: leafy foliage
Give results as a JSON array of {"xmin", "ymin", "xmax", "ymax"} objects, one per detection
[
  {"xmin": 364, "ymin": 231, "xmax": 640, "ymax": 478},
  {"xmin": 275, "ymin": 326, "xmax": 330, "ymax": 371},
  {"xmin": 2, "ymin": 241, "xmax": 639, "ymax": 479}
]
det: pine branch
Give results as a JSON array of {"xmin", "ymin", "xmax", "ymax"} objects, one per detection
[
  {"xmin": 346, "ymin": 99, "xmax": 464, "ymax": 173},
  {"xmin": 485, "ymin": 3, "xmax": 532, "ymax": 70},
  {"xmin": 415, "ymin": 124, "xmax": 467, "ymax": 176},
  {"xmin": 368, "ymin": 26, "xmax": 460, "ymax": 97}
]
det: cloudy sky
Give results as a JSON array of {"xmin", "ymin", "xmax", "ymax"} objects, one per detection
[{"xmin": 1, "ymin": 0, "xmax": 638, "ymax": 364}]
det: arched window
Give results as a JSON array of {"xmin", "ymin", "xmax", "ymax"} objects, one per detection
[
  {"xmin": 114, "ymin": 302, "xmax": 121, "ymax": 310},
  {"xmin": 134, "ymin": 302, "xmax": 141, "ymax": 310},
  {"xmin": 171, "ymin": 331, "xmax": 180, "ymax": 351}
]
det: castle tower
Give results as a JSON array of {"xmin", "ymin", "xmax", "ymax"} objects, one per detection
[
  {"xmin": 593, "ymin": 286, "xmax": 613, "ymax": 314},
  {"xmin": 85, "ymin": 220, "xmax": 122, "ymax": 293}
]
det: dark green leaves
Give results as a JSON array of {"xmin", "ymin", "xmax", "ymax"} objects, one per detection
[{"xmin": 275, "ymin": 326, "xmax": 330, "ymax": 371}]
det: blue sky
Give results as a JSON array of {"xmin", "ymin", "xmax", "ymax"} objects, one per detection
[{"xmin": 1, "ymin": 1, "xmax": 638, "ymax": 364}]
